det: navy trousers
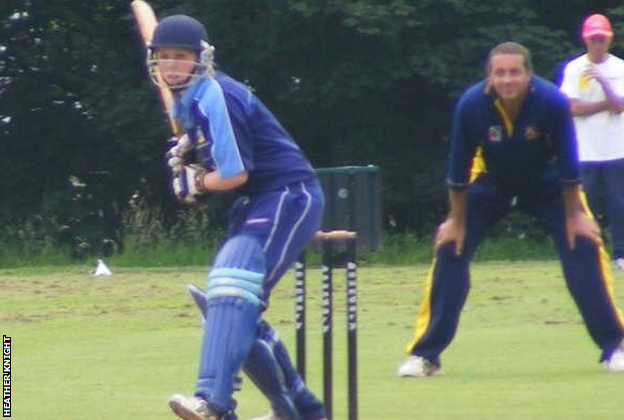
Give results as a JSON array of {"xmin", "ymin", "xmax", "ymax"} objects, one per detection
[{"xmin": 407, "ymin": 175, "xmax": 624, "ymax": 366}]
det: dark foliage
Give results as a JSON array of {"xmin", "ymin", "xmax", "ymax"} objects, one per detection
[{"xmin": 1, "ymin": 0, "xmax": 623, "ymax": 257}]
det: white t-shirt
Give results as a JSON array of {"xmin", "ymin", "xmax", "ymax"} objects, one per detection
[{"xmin": 560, "ymin": 53, "xmax": 624, "ymax": 162}]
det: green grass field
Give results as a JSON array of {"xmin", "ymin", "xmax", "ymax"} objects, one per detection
[{"xmin": 2, "ymin": 261, "xmax": 624, "ymax": 420}]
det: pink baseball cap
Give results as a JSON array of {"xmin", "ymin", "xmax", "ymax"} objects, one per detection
[{"xmin": 582, "ymin": 14, "xmax": 613, "ymax": 39}]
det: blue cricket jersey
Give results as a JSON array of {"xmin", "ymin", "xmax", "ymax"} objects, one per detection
[
  {"xmin": 172, "ymin": 71, "xmax": 316, "ymax": 195},
  {"xmin": 447, "ymin": 75, "xmax": 581, "ymax": 196}
]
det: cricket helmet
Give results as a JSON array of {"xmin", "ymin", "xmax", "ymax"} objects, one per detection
[
  {"xmin": 147, "ymin": 14, "xmax": 215, "ymax": 90},
  {"xmin": 150, "ymin": 14, "xmax": 209, "ymax": 52}
]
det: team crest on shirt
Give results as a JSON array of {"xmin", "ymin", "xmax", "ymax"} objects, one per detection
[
  {"xmin": 524, "ymin": 125, "xmax": 539, "ymax": 141},
  {"xmin": 488, "ymin": 126, "xmax": 503, "ymax": 142}
]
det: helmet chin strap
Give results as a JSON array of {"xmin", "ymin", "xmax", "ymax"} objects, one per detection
[{"xmin": 170, "ymin": 84, "xmax": 188, "ymax": 95}]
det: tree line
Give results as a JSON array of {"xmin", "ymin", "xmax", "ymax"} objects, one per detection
[{"xmin": 1, "ymin": 0, "xmax": 623, "ymax": 257}]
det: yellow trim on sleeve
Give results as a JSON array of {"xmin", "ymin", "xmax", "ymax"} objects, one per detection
[{"xmin": 469, "ymin": 146, "xmax": 486, "ymax": 182}]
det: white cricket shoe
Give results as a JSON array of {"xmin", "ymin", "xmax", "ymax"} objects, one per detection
[
  {"xmin": 604, "ymin": 347, "xmax": 624, "ymax": 373},
  {"xmin": 397, "ymin": 355, "xmax": 440, "ymax": 377},
  {"xmin": 613, "ymin": 258, "xmax": 624, "ymax": 271},
  {"xmin": 246, "ymin": 411, "xmax": 284, "ymax": 420},
  {"xmin": 169, "ymin": 394, "xmax": 219, "ymax": 420}
]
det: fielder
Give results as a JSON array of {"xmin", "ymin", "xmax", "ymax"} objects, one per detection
[
  {"xmin": 559, "ymin": 14, "xmax": 624, "ymax": 271},
  {"xmin": 146, "ymin": 14, "xmax": 326, "ymax": 420},
  {"xmin": 397, "ymin": 42, "xmax": 624, "ymax": 378}
]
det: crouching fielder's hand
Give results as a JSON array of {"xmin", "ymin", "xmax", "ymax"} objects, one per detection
[{"xmin": 566, "ymin": 210, "xmax": 602, "ymax": 249}]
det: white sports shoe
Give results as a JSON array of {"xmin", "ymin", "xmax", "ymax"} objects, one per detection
[
  {"xmin": 169, "ymin": 394, "xmax": 219, "ymax": 420},
  {"xmin": 397, "ymin": 355, "xmax": 440, "ymax": 377},
  {"xmin": 612, "ymin": 258, "xmax": 624, "ymax": 271},
  {"xmin": 604, "ymin": 347, "xmax": 624, "ymax": 373}
]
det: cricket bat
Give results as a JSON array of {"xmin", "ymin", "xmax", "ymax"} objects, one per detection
[{"xmin": 130, "ymin": 0, "xmax": 183, "ymax": 136}]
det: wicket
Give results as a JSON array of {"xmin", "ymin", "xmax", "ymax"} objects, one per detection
[{"xmin": 295, "ymin": 230, "xmax": 358, "ymax": 420}]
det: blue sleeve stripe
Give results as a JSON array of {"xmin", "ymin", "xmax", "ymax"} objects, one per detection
[{"xmin": 199, "ymin": 80, "xmax": 246, "ymax": 178}]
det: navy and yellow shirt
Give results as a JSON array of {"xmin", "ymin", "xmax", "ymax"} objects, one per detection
[
  {"xmin": 173, "ymin": 71, "xmax": 316, "ymax": 195},
  {"xmin": 447, "ymin": 75, "xmax": 581, "ymax": 196}
]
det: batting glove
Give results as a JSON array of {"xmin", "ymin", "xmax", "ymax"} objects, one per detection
[
  {"xmin": 167, "ymin": 155, "xmax": 185, "ymax": 173},
  {"xmin": 172, "ymin": 164, "xmax": 209, "ymax": 204},
  {"xmin": 166, "ymin": 134, "xmax": 193, "ymax": 159}
]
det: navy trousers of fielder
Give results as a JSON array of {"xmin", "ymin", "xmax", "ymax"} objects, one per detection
[
  {"xmin": 406, "ymin": 175, "xmax": 624, "ymax": 367},
  {"xmin": 580, "ymin": 159, "xmax": 624, "ymax": 261},
  {"xmin": 195, "ymin": 180, "xmax": 325, "ymax": 420}
]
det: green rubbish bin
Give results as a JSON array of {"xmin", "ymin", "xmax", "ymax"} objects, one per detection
[{"xmin": 316, "ymin": 165, "xmax": 382, "ymax": 252}]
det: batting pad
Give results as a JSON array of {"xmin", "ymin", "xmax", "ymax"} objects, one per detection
[{"xmin": 196, "ymin": 296, "xmax": 261, "ymax": 412}]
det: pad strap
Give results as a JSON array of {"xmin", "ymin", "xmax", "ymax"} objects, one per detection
[{"xmin": 207, "ymin": 267, "xmax": 264, "ymax": 305}]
